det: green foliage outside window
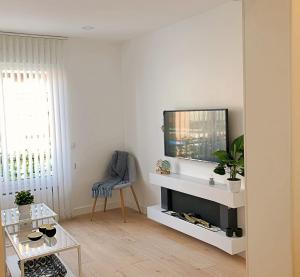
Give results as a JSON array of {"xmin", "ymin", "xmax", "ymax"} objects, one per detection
[{"xmin": 0, "ymin": 150, "xmax": 52, "ymax": 181}]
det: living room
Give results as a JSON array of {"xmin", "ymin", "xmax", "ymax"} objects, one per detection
[{"xmin": 0, "ymin": 0, "xmax": 299, "ymax": 276}]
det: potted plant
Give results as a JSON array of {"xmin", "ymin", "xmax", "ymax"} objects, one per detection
[
  {"xmin": 15, "ymin": 190, "xmax": 34, "ymax": 220},
  {"xmin": 213, "ymin": 135, "xmax": 244, "ymax": 193}
]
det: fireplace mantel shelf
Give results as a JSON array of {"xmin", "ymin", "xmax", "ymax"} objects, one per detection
[{"xmin": 149, "ymin": 172, "xmax": 245, "ymax": 208}]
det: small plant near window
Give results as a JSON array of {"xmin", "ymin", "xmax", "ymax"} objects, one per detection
[
  {"xmin": 15, "ymin": 190, "xmax": 34, "ymax": 220},
  {"xmin": 15, "ymin": 190, "xmax": 34, "ymax": 206}
]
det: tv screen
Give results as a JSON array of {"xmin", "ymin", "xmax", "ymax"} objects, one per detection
[{"xmin": 164, "ymin": 109, "xmax": 229, "ymax": 162}]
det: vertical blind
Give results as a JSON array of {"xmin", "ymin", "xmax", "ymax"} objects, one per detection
[{"xmin": 0, "ymin": 34, "xmax": 71, "ymax": 218}]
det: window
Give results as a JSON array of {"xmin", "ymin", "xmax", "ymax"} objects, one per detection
[
  {"xmin": 0, "ymin": 70, "xmax": 53, "ymax": 181},
  {"xmin": 0, "ymin": 34, "xmax": 71, "ymax": 218}
]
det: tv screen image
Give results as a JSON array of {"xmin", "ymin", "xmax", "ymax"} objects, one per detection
[{"xmin": 164, "ymin": 109, "xmax": 228, "ymax": 162}]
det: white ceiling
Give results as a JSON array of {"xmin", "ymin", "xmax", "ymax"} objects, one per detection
[{"xmin": 0, "ymin": 0, "xmax": 230, "ymax": 41}]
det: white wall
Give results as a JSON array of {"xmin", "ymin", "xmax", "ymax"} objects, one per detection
[
  {"xmin": 64, "ymin": 38, "xmax": 124, "ymax": 216},
  {"xmin": 244, "ymin": 0, "xmax": 293, "ymax": 275},
  {"xmin": 63, "ymin": 2, "xmax": 245, "ymax": 228},
  {"xmin": 121, "ymin": 1, "xmax": 244, "ymax": 219}
]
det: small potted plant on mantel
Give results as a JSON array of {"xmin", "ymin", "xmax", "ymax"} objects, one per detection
[
  {"xmin": 213, "ymin": 135, "xmax": 244, "ymax": 193},
  {"xmin": 15, "ymin": 190, "xmax": 34, "ymax": 220}
]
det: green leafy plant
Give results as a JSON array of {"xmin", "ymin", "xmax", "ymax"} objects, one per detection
[
  {"xmin": 15, "ymin": 190, "xmax": 34, "ymax": 206},
  {"xmin": 213, "ymin": 135, "xmax": 245, "ymax": 180}
]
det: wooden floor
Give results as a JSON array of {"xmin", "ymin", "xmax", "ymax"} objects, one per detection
[{"xmin": 60, "ymin": 208, "xmax": 246, "ymax": 277}]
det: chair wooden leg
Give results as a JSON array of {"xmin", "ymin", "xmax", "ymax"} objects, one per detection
[
  {"xmin": 104, "ymin": 197, "xmax": 107, "ymax": 212},
  {"xmin": 119, "ymin": 189, "xmax": 126, "ymax": 223},
  {"xmin": 90, "ymin": 197, "xmax": 98, "ymax": 221},
  {"xmin": 130, "ymin": 186, "xmax": 141, "ymax": 214}
]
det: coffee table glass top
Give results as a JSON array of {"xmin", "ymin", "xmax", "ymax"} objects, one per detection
[
  {"xmin": 1, "ymin": 203, "xmax": 57, "ymax": 227},
  {"xmin": 5, "ymin": 221, "xmax": 79, "ymax": 261}
]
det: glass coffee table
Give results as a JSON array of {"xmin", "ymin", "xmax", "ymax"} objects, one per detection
[{"xmin": 2, "ymin": 204, "xmax": 81, "ymax": 277}]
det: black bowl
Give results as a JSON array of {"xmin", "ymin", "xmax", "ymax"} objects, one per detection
[
  {"xmin": 39, "ymin": 224, "xmax": 50, "ymax": 234},
  {"xmin": 45, "ymin": 226, "xmax": 56, "ymax": 237},
  {"xmin": 28, "ymin": 231, "xmax": 43, "ymax": 241}
]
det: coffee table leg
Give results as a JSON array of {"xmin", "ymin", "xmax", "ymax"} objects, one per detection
[
  {"xmin": 78, "ymin": 246, "xmax": 82, "ymax": 277},
  {"xmin": 20, "ymin": 260, "xmax": 25, "ymax": 277}
]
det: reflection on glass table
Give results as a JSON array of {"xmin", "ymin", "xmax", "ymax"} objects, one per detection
[{"xmin": 6, "ymin": 221, "xmax": 78, "ymax": 260}]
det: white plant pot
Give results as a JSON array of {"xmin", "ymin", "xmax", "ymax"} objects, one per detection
[
  {"xmin": 18, "ymin": 204, "xmax": 32, "ymax": 220},
  {"xmin": 227, "ymin": 179, "xmax": 241, "ymax": 193}
]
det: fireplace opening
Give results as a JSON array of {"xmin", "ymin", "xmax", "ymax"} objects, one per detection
[{"xmin": 161, "ymin": 187, "xmax": 238, "ymax": 231}]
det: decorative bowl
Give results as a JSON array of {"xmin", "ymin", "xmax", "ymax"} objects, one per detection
[
  {"xmin": 156, "ymin": 159, "xmax": 171, "ymax": 175},
  {"xmin": 45, "ymin": 226, "xmax": 56, "ymax": 237},
  {"xmin": 39, "ymin": 224, "xmax": 51, "ymax": 234},
  {"xmin": 28, "ymin": 231, "xmax": 43, "ymax": 241}
]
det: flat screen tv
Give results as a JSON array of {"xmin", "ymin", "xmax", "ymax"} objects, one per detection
[{"xmin": 164, "ymin": 109, "xmax": 229, "ymax": 162}]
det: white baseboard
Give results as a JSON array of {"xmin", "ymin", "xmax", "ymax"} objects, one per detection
[
  {"xmin": 125, "ymin": 200, "xmax": 147, "ymax": 214},
  {"xmin": 72, "ymin": 200, "xmax": 120, "ymax": 217},
  {"xmin": 72, "ymin": 200, "xmax": 146, "ymax": 217}
]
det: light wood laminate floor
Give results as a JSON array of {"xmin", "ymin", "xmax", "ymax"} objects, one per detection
[{"xmin": 60, "ymin": 208, "xmax": 246, "ymax": 277}]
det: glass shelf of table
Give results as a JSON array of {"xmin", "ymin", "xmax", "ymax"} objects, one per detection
[{"xmin": 1, "ymin": 203, "xmax": 58, "ymax": 227}]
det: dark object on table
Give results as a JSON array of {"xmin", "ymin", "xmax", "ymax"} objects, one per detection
[
  {"xmin": 18, "ymin": 254, "xmax": 67, "ymax": 277},
  {"xmin": 27, "ymin": 231, "xmax": 43, "ymax": 241},
  {"xmin": 45, "ymin": 226, "xmax": 57, "ymax": 237},
  {"xmin": 226, "ymin": 227, "xmax": 234, "ymax": 237},
  {"xmin": 39, "ymin": 224, "xmax": 49, "ymax": 234},
  {"xmin": 235, "ymin": 227, "xmax": 243, "ymax": 237}
]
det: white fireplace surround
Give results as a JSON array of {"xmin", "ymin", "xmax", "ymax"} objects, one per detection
[{"xmin": 147, "ymin": 172, "xmax": 246, "ymax": 255}]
